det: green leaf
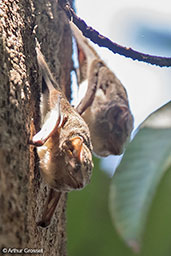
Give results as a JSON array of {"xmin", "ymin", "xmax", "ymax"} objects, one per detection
[
  {"xmin": 67, "ymin": 158, "xmax": 134, "ymax": 256},
  {"xmin": 141, "ymin": 165, "xmax": 171, "ymax": 256},
  {"xmin": 109, "ymin": 127, "xmax": 171, "ymax": 251}
]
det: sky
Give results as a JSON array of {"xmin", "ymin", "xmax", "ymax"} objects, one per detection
[{"xmin": 73, "ymin": 0, "xmax": 171, "ymax": 175}]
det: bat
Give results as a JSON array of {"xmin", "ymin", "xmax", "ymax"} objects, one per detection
[
  {"xmin": 70, "ymin": 22, "xmax": 134, "ymax": 157},
  {"xmin": 30, "ymin": 44, "xmax": 93, "ymax": 227}
]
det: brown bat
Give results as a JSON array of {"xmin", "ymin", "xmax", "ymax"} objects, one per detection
[
  {"xmin": 70, "ymin": 22, "xmax": 134, "ymax": 157},
  {"xmin": 30, "ymin": 45, "xmax": 93, "ymax": 227}
]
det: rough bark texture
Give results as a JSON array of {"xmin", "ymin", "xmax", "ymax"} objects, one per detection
[{"xmin": 0, "ymin": 0, "xmax": 72, "ymax": 255}]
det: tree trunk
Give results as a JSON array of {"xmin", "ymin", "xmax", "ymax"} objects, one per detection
[{"xmin": 0, "ymin": 0, "xmax": 72, "ymax": 255}]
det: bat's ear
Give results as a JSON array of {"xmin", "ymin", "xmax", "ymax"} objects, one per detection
[
  {"xmin": 66, "ymin": 136, "xmax": 83, "ymax": 162},
  {"xmin": 70, "ymin": 136, "xmax": 83, "ymax": 161},
  {"xmin": 77, "ymin": 45, "xmax": 86, "ymax": 67},
  {"xmin": 75, "ymin": 43, "xmax": 87, "ymax": 85},
  {"xmin": 30, "ymin": 94, "xmax": 63, "ymax": 146}
]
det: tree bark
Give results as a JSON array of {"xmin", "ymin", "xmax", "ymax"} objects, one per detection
[{"xmin": 0, "ymin": 0, "xmax": 72, "ymax": 255}]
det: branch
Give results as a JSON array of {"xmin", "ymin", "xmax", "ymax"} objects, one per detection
[{"xmin": 59, "ymin": 0, "xmax": 171, "ymax": 67}]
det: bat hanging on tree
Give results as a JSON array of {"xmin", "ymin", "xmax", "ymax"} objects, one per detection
[
  {"xmin": 70, "ymin": 22, "xmax": 134, "ymax": 157},
  {"xmin": 30, "ymin": 43, "xmax": 93, "ymax": 227}
]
